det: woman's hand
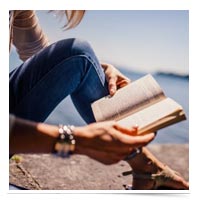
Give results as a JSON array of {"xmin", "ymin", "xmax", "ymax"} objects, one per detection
[
  {"xmin": 73, "ymin": 121, "xmax": 155, "ymax": 165},
  {"xmin": 101, "ymin": 63, "xmax": 131, "ymax": 96}
]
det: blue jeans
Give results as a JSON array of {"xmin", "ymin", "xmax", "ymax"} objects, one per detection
[{"xmin": 9, "ymin": 38, "xmax": 109, "ymax": 123}]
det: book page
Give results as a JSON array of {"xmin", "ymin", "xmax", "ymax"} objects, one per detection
[
  {"xmin": 118, "ymin": 98, "xmax": 186, "ymax": 134},
  {"xmin": 92, "ymin": 74, "xmax": 165, "ymax": 122}
]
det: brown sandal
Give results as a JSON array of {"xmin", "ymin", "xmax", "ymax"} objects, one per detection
[{"xmin": 123, "ymin": 165, "xmax": 189, "ymax": 190}]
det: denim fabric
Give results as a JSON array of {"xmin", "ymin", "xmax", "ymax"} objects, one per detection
[
  {"xmin": 9, "ymin": 38, "xmax": 109, "ymax": 123},
  {"xmin": 9, "ymin": 184, "xmax": 27, "ymax": 190}
]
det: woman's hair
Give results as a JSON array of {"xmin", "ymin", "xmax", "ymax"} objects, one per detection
[{"xmin": 50, "ymin": 10, "xmax": 85, "ymax": 30}]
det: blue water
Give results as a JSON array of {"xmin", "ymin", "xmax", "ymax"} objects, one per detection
[{"xmin": 44, "ymin": 68, "xmax": 189, "ymax": 144}]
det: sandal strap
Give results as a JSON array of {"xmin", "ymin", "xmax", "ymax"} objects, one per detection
[{"xmin": 132, "ymin": 165, "xmax": 178, "ymax": 189}]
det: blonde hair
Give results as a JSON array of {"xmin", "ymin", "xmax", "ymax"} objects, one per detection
[{"xmin": 50, "ymin": 10, "xmax": 85, "ymax": 30}]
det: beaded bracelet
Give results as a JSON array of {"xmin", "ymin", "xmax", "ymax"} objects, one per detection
[{"xmin": 53, "ymin": 124, "xmax": 76, "ymax": 158}]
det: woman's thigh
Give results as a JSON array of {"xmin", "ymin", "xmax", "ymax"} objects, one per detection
[{"xmin": 9, "ymin": 38, "xmax": 109, "ymax": 123}]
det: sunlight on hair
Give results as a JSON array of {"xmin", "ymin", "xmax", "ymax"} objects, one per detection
[{"xmin": 49, "ymin": 10, "xmax": 85, "ymax": 30}]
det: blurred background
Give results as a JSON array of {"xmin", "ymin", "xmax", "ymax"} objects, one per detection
[{"xmin": 9, "ymin": 10, "xmax": 189, "ymax": 143}]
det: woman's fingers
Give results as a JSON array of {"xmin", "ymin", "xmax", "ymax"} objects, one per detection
[
  {"xmin": 108, "ymin": 76, "xmax": 117, "ymax": 95},
  {"xmin": 116, "ymin": 132, "xmax": 155, "ymax": 147},
  {"xmin": 75, "ymin": 121, "xmax": 155, "ymax": 165},
  {"xmin": 109, "ymin": 76, "xmax": 130, "ymax": 95},
  {"xmin": 117, "ymin": 79, "xmax": 130, "ymax": 88},
  {"xmin": 77, "ymin": 146, "xmax": 122, "ymax": 165},
  {"xmin": 82, "ymin": 131, "xmax": 155, "ymax": 164},
  {"xmin": 102, "ymin": 63, "xmax": 131, "ymax": 95},
  {"xmin": 114, "ymin": 123, "xmax": 138, "ymax": 136}
]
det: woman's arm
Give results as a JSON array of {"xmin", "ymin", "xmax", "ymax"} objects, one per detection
[
  {"xmin": 12, "ymin": 10, "xmax": 49, "ymax": 61},
  {"xmin": 9, "ymin": 117, "xmax": 58, "ymax": 154},
  {"xmin": 10, "ymin": 117, "xmax": 155, "ymax": 164}
]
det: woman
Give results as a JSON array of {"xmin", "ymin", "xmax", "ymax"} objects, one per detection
[{"xmin": 9, "ymin": 10, "xmax": 189, "ymax": 189}]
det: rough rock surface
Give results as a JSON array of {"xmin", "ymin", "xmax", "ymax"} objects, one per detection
[{"xmin": 9, "ymin": 144, "xmax": 189, "ymax": 190}]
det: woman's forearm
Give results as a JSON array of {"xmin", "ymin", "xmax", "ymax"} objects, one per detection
[
  {"xmin": 12, "ymin": 10, "xmax": 49, "ymax": 61},
  {"xmin": 9, "ymin": 117, "xmax": 155, "ymax": 166},
  {"xmin": 9, "ymin": 117, "xmax": 59, "ymax": 154}
]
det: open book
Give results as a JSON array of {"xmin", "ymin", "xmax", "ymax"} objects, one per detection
[{"xmin": 91, "ymin": 74, "xmax": 186, "ymax": 135}]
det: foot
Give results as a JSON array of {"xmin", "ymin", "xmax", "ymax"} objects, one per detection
[{"xmin": 131, "ymin": 165, "xmax": 189, "ymax": 190}]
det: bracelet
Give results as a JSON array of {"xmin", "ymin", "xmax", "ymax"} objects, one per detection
[
  {"xmin": 53, "ymin": 124, "xmax": 76, "ymax": 158},
  {"xmin": 123, "ymin": 147, "xmax": 142, "ymax": 161}
]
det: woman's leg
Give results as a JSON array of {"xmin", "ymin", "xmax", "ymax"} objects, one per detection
[
  {"xmin": 9, "ymin": 38, "xmax": 188, "ymax": 189},
  {"xmin": 10, "ymin": 38, "xmax": 109, "ymax": 123}
]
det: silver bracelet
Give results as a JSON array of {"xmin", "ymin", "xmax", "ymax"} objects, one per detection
[
  {"xmin": 53, "ymin": 124, "xmax": 76, "ymax": 158},
  {"xmin": 124, "ymin": 147, "xmax": 142, "ymax": 161}
]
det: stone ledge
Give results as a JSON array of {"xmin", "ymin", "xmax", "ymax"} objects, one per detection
[{"xmin": 9, "ymin": 144, "xmax": 189, "ymax": 190}]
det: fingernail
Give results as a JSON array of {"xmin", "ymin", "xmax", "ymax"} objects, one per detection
[
  {"xmin": 110, "ymin": 88, "xmax": 115, "ymax": 95},
  {"xmin": 133, "ymin": 124, "xmax": 138, "ymax": 129}
]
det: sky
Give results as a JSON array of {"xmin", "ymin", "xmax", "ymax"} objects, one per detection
[{"xmin": 9, "ymin": 10, "xmax": 189, "ymax": 75}]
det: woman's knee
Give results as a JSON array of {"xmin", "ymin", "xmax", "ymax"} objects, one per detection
[
  {"xmin": 54, "ymin": 38, "xmax": 103, "ymax": 80},
  {"xmin": 63, "ymin": 38, "xmax": 103, "ymax": 74},
  {"xmin": 55, "ymin": 38, "xmax": 98, "ymax": 66},
  {"xmin": 70, "ymin": 38, "xmax": 96, "ymax": 58}
]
